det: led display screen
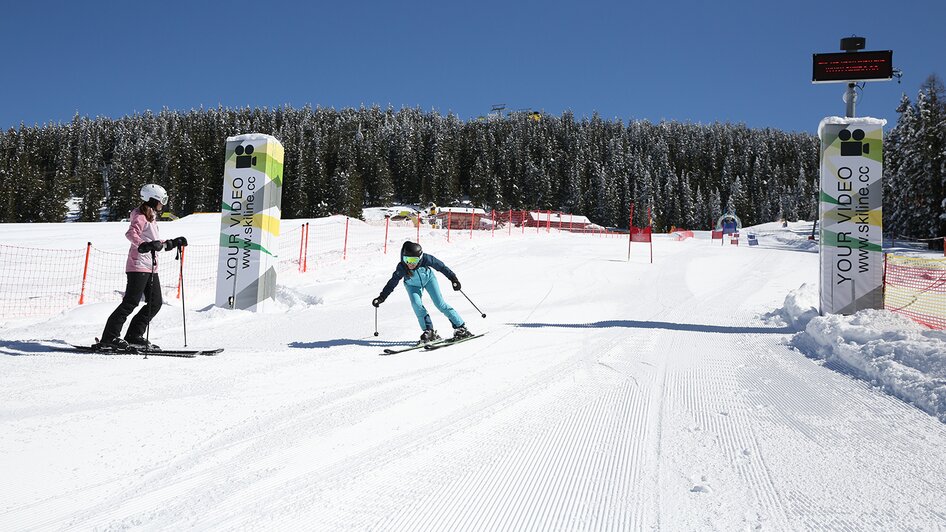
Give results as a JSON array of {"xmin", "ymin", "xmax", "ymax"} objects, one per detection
[{"xmin": 812, "ymin": 50, "xmax": 893, "ymax": 83}]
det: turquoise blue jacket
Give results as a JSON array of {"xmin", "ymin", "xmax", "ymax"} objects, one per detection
[{"xmin": 380, "ymin": 254, "xmax": 464, "ymax": 331}]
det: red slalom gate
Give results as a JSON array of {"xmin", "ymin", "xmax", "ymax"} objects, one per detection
[{"xmin": 630, "ymin": 226, "xmax": 653, "ymax": 263}]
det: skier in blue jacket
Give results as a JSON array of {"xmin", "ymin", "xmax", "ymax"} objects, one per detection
[{"xmin": 373, "ymin": 241, "xmax": 474, "ymax": 344}]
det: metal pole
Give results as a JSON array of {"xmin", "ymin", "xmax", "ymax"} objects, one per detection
[
  {"xmin": 459, "ymin": 289, "xmax": 486, "ymax": 318},
  {"xmin": 374, "ymin": 306, "xmax": 379, "ymax": 337},
  {"xmin": 144, "ymin": 250, "xmax": 157, "ymax": 358},
  {"xmin": 844, "ymin": 82, "xmax": 857, "ymax": 118}
]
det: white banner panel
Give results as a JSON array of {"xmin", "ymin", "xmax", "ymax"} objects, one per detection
[
  {"xmin": 215, "ymin": 133, "xmax": 284, "ymax": 311},
  {"xmin": 818, "ymin": 117, "xmax": 885, "ymax": 315}
]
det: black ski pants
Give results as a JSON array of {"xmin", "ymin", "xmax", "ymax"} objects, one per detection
[{"xmin": 102, "ymin": 272, "xmax": 162, "ymax": 341}]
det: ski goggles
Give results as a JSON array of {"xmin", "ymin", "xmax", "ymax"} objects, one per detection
[{"xmin": 403, "ymin": 255, "xmax": 422, "ymax": 266}]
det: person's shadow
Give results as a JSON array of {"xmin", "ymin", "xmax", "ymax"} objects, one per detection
[
  {"xmin": 0, "ymin": 339, "xmax": 71, "ymax": 356},
  {"xmin": 510, "ymin": 320, "xmax": 793, "ymax": 334},
  {"xmin": 288, "ymin": 338, "xmax": 413, "ymax": 349}
]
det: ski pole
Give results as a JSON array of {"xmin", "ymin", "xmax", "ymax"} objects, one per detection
[
  {"xmin": 177, "ymin": 246, "xmax": 187, "ymax": 347},
  {"xmin": 144, "ymin": 250, "xmax": 157, "ymax": 359},
  {"xmin": 459, "ymin": 289, "xmax": 486, "ymax": 318},
  {"xmin": 374, "ymin": 306, "xmax": 379, "ymax": 337}
]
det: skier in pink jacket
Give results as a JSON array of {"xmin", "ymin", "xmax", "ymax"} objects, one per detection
[{"xmin": 98, "ymin": 184, "xmax": 187, "ymax": 351}]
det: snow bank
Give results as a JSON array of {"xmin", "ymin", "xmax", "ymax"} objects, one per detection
[
  {"xmin": 781, "ymin": 291, "xmax": 946, "ymax": 422},
  {"xmin": 768, "ymin": 283, "xmax": 820, "ymax": 330}
]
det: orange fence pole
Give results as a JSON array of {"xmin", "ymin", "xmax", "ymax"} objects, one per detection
[
  {"xmin": 78, "ymin": 242, "xmax": 91, "ymax": 305},
  {"xmin": 343, "ymin": 217, "xmax": 349, "ymax": 260},
  {"xmin": 384, "ymin": 217, "xmax": 390, "ymax": 254},
  {"xmin": 628, "ymin": 203, "xmax": 634, "ymax": 261},
  {"xmin": 447, "ymin": 211, "xmax": 452, "ymax": 242},
  {"xmin": 546, "ymin": 210, "xmax": 551, "ymax": 233},
  {"xmin": 303, "ymin": 223, "xmax": 309, "ymax": 272},
  {"xmin": 298, "ymin": 223, "xmax": 305, "ymax": 272}
]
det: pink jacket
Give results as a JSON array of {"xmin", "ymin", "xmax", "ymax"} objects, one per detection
[{"xmin": 124, "ymin": 207, "xmax": 163, "ymax": 273}]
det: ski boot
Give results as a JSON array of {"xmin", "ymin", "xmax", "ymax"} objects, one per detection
[
  {"xmin": 417, "ymin": 329, "xmax": 441, "ymax": 346},
  {"xmin": 452, "ymin": 326, "xmax": 474, "ymax": 340},
  {"xmin": 96, "ymin": 336, "xmax": 133, "ymax": 352},
  {"xmin": 125, "ymin": 336, "xmax": 161, "ymax": 351}
]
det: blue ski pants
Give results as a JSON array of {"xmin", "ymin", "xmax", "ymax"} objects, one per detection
[{"xmin": 403, "ymin": 268, "xmax": 464, "ymax": 331}]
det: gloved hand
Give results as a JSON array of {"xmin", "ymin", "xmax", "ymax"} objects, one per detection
[
  {"xmin": 137, "ymin": 240, "xmax": 163, "ymax": 253},
  {"xmin": 451, "ymin": 278, "xmax": 461, "ymax": 291},
  {"xmin": 172, "ymin": 236, "xmax": 188, "ymax": 248},
  {"xmin": 164, "ymin": 240, "xmax": 175, "ymax": 251},
  {"xmin": 372, "ymin": 295, "xmax": 385, "ymax": 307}
]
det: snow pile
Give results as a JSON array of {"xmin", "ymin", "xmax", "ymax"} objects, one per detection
[
  {"xmin": 272, "ymin": 284, "xmax": 324, "ymax": 310},
  {"xmin": 770, "ymin": 282, "xmax": 946, "ymax": 422},
  {"xmin": 768, "ymin": 283, "xmax": 819, "ymax": 330},
  {"xmin": 792, "ymin": 308, "xmax": 946, "ymax": 422}
]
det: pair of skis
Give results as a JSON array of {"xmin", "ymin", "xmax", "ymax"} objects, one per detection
[
  {"xmin": 381, "ymin": 333, "xmax": 485, "ymax": 355},
  {"xmin": 63, "ymin": 343, "xmax": 223, "ymax": 358}
]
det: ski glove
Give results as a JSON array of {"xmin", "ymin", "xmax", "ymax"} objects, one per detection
[
  {"xmin": 137, "ymin": 240, "xmax": 163, "ymax": 253},
  {"xmin": 372, "ymin": 295, "xmax": 385, "ymax": 307},
  {"xmin": 171, "ymin": 236, "xmax": 188, "ymax": 248},
  {"xmin": 164, "ymin": 240, "xmax": 175, "ymax": 251},
  {"xmin": 450, "ymin": 278, "xmax": 461, "ymax": 291}
]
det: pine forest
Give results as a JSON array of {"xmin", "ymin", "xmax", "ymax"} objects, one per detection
[{"xmin": 0, "ymin": 75, "xmax": 942, "ymax": 239}]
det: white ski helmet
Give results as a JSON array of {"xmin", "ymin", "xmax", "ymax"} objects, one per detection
[{"xmin": 140, "ymin": 184, "xmax": 168, "ymax": 205}]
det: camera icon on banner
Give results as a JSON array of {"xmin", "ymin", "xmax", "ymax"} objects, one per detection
[
  {"xmin": 235, "ymin": 144, "xmax": 257, "ymax": 168},
  {"xmin": 838, "ymin": 129, "xmax": 869, "ymax": 157}
]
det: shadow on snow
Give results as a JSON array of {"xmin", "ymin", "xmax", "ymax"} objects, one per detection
[
  {"xmin": 0, "ymin": 340, "xmax": 70, "ymax": 356},
  {"xmin": 288, "ymin": 338, "xmax": 413, "ymax": 349},
  {"xmin": 510, "ymin": 320, "xmax": 794, "ymax": 335}
]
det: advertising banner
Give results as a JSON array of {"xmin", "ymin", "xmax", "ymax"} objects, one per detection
[
  {"xmin": 818, "ymin": 117, "xmax": 885, "ymax": 315},
  {"xmin": 215, "ymin": 133, "xmax": 284, "ymax": 311}
]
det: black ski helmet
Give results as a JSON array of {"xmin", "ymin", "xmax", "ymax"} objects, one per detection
[{"xmin": 401, "ymin": 241, "xmax": 423, "ymax": 259}]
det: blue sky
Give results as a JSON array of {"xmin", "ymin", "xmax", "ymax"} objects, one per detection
[{"xmin": 2, "ymin": 0, "xmax": 943, "ymax": 134}]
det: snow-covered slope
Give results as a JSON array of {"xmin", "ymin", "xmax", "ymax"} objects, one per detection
[{"xmin": 1, "ymin": 219, "xmax": 945, "ymax": 530}]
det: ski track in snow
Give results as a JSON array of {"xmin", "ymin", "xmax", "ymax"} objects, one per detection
[{"xmin": 2, "ymin": 220, "xmax": 946, "ymax": 530}]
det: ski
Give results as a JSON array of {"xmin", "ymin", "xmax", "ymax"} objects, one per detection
[
  {"xmin": 61, "ymin": 344, "xmax": 223, "ymax": 358},
  {"xmin": 380, "ymin": 337, "xmax": 452, "ymax": 355},
  {"xmin": 423, "ymin": 333, "xmax": 486, "ymax": 351},
  {"xmin": 150, "ymin": 348, "xmax": 223, "ymax": 357}
]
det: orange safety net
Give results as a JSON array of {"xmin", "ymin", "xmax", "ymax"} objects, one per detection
[{"xmin": 884, "ymin": 254, "xmax": 946, "ymax": 330}]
